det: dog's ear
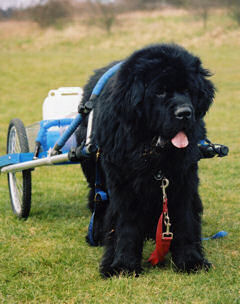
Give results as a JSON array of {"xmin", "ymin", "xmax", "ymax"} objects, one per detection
[
  {"xmin": 98, "ymin": 73, "xmax": 146, "ymax": 162},
  {"xmin": 113, "ymin": 73, "xmax": 145, "ymax": 124},
  {"xmin": 128, "ymin": 75, "xmax": 145, "ymax": 107},
  {"xmin": 115, "ymin": 73, "xmax": 145, "ymax": 106},
  {"xmin": 194, "ymin": 62, "xmax": 215, "ymax": 119}
]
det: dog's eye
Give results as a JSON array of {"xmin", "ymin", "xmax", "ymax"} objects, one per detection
[
  {"xmin": 156, "ymin": 90, "xmax": 166, "ymax": 99},
  {"xmin": 156, "ymin": 93, "xmax": 166, "ymax": 99}
]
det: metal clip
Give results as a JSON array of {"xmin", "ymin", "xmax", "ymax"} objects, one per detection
[
  {"xmin": 161, "ymin": 178, "xmax": 169, "ymax": 199},
  {"xmin": 164, "ymin": 213, "xmax": 170, "ymax": 226},
  {"xmin": 96, "ymin": 149, "xmax": 100, "ymax": 160},
  {"xmin": 161, "ymin": 178, "xmax": 173, "ymax": 239}
]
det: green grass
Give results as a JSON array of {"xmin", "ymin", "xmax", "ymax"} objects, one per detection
[{"xmin": 0, "ymin": 9, "xmax": 240, "ymax": 304}]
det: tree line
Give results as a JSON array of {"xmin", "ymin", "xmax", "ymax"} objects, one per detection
[{"xmin": 0, "ymin": 0, "xmax": 240, "ymax": 32}]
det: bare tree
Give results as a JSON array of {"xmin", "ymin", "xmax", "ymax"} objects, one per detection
[
  {"xmin": 27, "ymin": 0, "xmax": 73, "ymax": 28},
  {"xmin": 185, "ymin": 0, "xmax": 214, "ymax": 29},
  {"xmin": 87, "ymin": 0, "xmax": 118, "ymax": 34},
  {"xmin": 227, "ymin": 0, "xmax": 240, "ymax": 26},
  {"xmin": 116, "ymin": 0, "xmax": 188, "ymax": 11}
]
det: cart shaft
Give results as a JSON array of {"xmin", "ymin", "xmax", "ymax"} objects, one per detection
[{"xmin": 1, "ymin": 153, "xmax": 69, "ymax": 173}]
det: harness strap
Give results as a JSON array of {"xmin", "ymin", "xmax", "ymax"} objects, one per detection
[
  {"xmin": 87, "ymin": 150, "xmax": 108, "ymax": 246},
  {"xmin": 87, "ymin": 212, "xmax": 97, "ymax": 246}
]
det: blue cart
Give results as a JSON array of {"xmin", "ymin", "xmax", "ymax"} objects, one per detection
[
  {"xmin": 0, "ymin": 63, "xmax": 123, "ymax": 219},
  {"xmin": 0, "ymin": 87, "xmax": 84, "ymax": 219}
]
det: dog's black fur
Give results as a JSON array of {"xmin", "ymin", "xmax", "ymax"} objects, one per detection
[{"xmin": 76, "ymin": 44, "xmax": 215, "ymax": 277}]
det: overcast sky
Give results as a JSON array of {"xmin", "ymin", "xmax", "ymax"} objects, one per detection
[
  {"xmin": 0, "ymin": 0, "xmax": 112, "ymax": 10},
  {"xmin": 0, "ymin": 0, "xmax": 46, "ymax": 10}
]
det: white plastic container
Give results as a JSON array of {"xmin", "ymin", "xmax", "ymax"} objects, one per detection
[{"xmin": 42, "ymin": 87, "xmax": 83, "ymax": 120}]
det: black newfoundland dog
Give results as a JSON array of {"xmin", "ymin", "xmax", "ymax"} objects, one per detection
[{"xmin": 76, "ymin": 43, "xmax": 215, "ymax": 277}]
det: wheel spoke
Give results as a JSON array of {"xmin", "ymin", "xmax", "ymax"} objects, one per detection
[
  {"xmin": 8, "ymin": 127, "xmax": 23, "ymax": 214},
  {"xmin": 16, "ymin": 173, "xmax": 23, "ymax": 195},
  {"xmin": 15, "ymin": 135, "xmax": 21, "ymax": 153},
  {"xmin": 7, "ymin": 119, "xmax": 31, "ymax": 218},
  {"xmin": 9, "ymin": 172, "xmax": 22, "ymax": 213}
]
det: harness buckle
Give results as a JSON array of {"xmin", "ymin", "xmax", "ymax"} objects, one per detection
[
  {"xmin": 162, "ymin": 212, "xmax": 173, "ymax": 239},
  {"xmin": 162, "ymin": 232, "xmax": 173, "ymax": 239}
]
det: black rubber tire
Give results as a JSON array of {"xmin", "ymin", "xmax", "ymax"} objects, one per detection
[{"xmin": 7, "ymin": 118, "xmax": 32, "ymax": 219}]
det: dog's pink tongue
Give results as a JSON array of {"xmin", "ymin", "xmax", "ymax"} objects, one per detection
[{"xmin": 171, "ymin": 131, "xmax": 189, "ymax": 148}]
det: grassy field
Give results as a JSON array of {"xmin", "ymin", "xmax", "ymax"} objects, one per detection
[{"xmin": 0, "ymin": 9, "xmax": 240, "ymax": 304}]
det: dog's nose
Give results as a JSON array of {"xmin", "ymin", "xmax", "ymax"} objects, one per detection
[{"xmin": 174, "ymin": 106, "xmax": 193, "ymax": 120}]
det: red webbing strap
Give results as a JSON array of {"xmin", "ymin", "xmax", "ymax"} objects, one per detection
[{"xmin": 148, "ymin": 179, "xmax": 173, "ymax": 266}]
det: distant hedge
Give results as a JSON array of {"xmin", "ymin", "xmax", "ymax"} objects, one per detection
[{"xmin": 28, "ymin": 0, "xmax": 72, "ymax": 28}]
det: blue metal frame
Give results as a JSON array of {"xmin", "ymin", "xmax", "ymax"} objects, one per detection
[
  {"xmin": 53, "ymin": 114, "xmax": 82, "ymax": 151},
  {"xmin": 0, "ymin": 62, "xmax": 124, "ymax": 169},
  {"xmin": 0, "ymin": 153, "xmax": 29, "ymax": 168},
  {"xmin": 0, "ymin": 152, "xmax": 78, "ymax": 169},
  {"xmin": 0, "ymin": 62, "xmax": 225, "ymax": 170},
  {"xmin": 52, "ymin": 62, "xmax": 123, "ymax": 153},
  {"xmin": 91, "ymin": 61, "xmax": 123, "ymax": 96},
  {"xmin": 36, "ymin": 118, "xmax": 76, "ymax": 152}
]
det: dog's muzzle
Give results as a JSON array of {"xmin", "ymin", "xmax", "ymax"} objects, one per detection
[
  {"xmin": 171, "ymin": 93, "xmax": 194, "ymax": 121},
  {"xmin": 174, "ymin": 104, "xmax": 193, "ymax": 120}
]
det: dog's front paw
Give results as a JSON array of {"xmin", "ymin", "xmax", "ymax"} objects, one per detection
[
  {"xmin": 172, "ymin": 248, "xmax": 211, "ymax": 273},
  {"xmin": 100, "ymin": 258, "xmax": 142, "ymax": 278},
  {"xmin": 100, "ymin": 263, "xmax": 116, "ymax": 278}
]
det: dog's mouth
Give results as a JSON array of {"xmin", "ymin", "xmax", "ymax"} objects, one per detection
[
  {"xmin": 171, "ymin": 131, "xmax": 189, "ymax": 148},
  {"xmin": 154, "ymin": 131, "xmax": 189, "ymax": 150}
]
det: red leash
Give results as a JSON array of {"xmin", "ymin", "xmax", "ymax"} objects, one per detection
[{"xmin": 148, "ymin": 178, "xmax": 173, "ymax": 266}]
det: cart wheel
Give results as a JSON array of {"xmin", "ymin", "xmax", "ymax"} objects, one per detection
[{"xmin": 7, "ymin": 118, "xmax": 32, "ymax": 219}]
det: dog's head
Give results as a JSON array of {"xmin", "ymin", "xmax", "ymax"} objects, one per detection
[{"xmin": 112, "ymin": 44, "xmax": 215, "ymax": 151}]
